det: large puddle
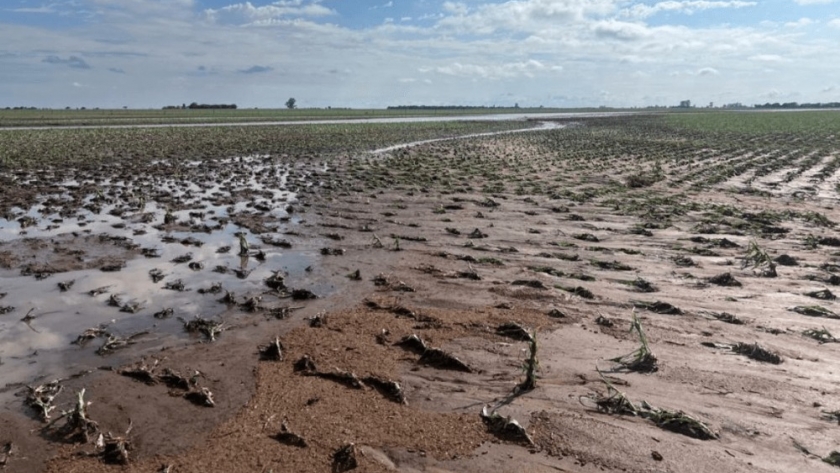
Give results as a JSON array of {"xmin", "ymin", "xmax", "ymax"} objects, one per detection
[
  {"xmin": 0, "ymin": 120, "xmax": 566, "ymax": 403},
  {"xmin": 0, "ymin": 156, "xmax": 323, "ymax": 401}
]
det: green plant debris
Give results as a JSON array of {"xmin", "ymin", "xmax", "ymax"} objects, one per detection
[
  {"xmin": 608, "ymin": 314, "xmax": 658, "ymax": 373},
  {"xmin": 708, "ymin": 272, "xmax": 742, "ymax": 287},
  {"xmin": 791, "ymin": 305, "xmax": 839, "ymax": 319},
  {"xmin": 742, "ymin": 240, "xmax": 777, "ymax": 277},
  {"xmin": 518, "ymin": 330, "xmax": 539, "ymax": 392},
  {"xmin": 582, "ymin": 370, "xmax": 718, "ymax": 440},
  {"xmin": 804, "ymin": 327, "xmax": 837, "ymax": 343}
]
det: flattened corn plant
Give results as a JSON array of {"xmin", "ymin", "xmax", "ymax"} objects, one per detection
[
  {"xmin": 742, "ymin": 240, "xmax": 777, "ymax": 277},
  {"xmin": 608, "ymin": 314, "xmax": 658, "ymax": 372},
  {"xmin": 582, "ymin": 370, "xmax": 717, "ymax": 440}
]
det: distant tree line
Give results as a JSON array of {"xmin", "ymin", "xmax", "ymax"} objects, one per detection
[
  {"xmin": 753, "ymin": 102, "xmax": 840, "ymax": 109},
  {"xmin": 387, "ymin": 105, "xmax": 523, "ymax": 110},
  {"xmin": 163, "ymin": 102, "xmax": 237, "ymax": 110}
]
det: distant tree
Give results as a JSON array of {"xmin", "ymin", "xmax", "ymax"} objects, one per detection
[
  {"xmin": 678, "ymin": 100, "xmax": 691, "ymax": 108},
  {"xmin": 285, "ymin": 97, "xmax": 297, "ymax": 109}
]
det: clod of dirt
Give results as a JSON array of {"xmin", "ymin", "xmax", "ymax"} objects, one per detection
[
  {"xmin": 632, "ymin": 300, "xmax": 683, "ymax": 315},
  {"xmin": 141, "ymin": 248, "xmax": 161, "ymax": 258},
  {"xmin": 320, "ymin": 247, "xmax": 345, "ymax": 256},
  {"xmin": 363, "ymin": 376, "xmax": 407, "ymax": 405},
  {"xmin": 732, "ymin": 342, "xmax": 782, "ymax": 364},
  {"xmin": 188, "ymin": 262, "xmax": 204, "ymax": 271},
  {"xmin": 148, "ymin": 268, "xmax": 166, "ymax": 283},
  {"xmin": 592, "ymin": 260, "xmax": 633, "ymax": 271},
  {"xmin": 198, "ymin": 283, "xmax": 223, "ymax": 295},
  {"xmin": 332, "ymin": 443, "xmax": 358, "ymax": 472},
  {"xmin": 100, "ymin": 262, "xmax": 125, "ymax": 272},
  {"xmin": 293, "ymin": 355, "xmax": 317, "ymax": 373},
  {"xmin": 468, "ymin": 228, "xmax": 488, "ymax": 239},
  {"xmin": 240, "ymin": 296, "xmax": 264, "ymax": 313},
  {"xmin": 805, "ymin": 289, "xmax": 836, "ymax": 300},
  {"xmin": 218, "ymin": 291, "xmax": 237, "ymax": 305},
  {"xmin": 307, "ymin": 313, "xmax": 327, "ymax": 327},
  {"xmin": 418, "ymin": 348, "xmax": 473, "ymax": 372},
  {"xmin": 261, "ymin": 236, "xmax": 293, "ymax": 248},
  {"xmin": 291, "ymin": 288, "xmax": 318, "ymax": 300},
  {"xmin": 183, "ymin": 387, "xmax": 215, "ymax": 407},
  {"xmin": 58, "ymin": 280, "xmax": 75, "ymax": 292},
  {"xmin": 480, "ymin": 406, "xmax": 534, "ymax": 446},
  {"xmin": 511, "ymin": 279, "xmax": 548, "ymax": 290},
  {"xmin": 119, "ymin": 301, "xmax": 143, "ymax": 314},
  {"xmin": 163, "ymin": 279, "xmax": 187, "ymax": 292},
  {"xmin": 171, "ymin": 253, "xmax": 193, "ymax": 264},
  {"xmin": 774, "ymin": 254, "xmax": 798, "ymax": 266},
  {"xmin": 273, "ymin": 421, "xmax": 308, "ymax": 448},
  {"xmin": 708, "ymin": 272, "xmax": 742, "ymax": 287},
  {"xmin": 0, "ymin": 442, "xmax": 13, "ymax": 468},
  {"xmin": 496, "ymin": 322, "xmax": 534, "ymax": 342},
  {"xmin": 573, "ymin": 233, "xmax": 599, "ymax": 242},
  {"xmin": 595, "ymin": 315, "xmax": 614, "ymax": 327},
  {"xmin": 631, "ymin": 277, "xmax": 658, "ymax": 293},
  {"xmin": 259, "ymin": 337, "xmax": 284, "ymax": 361},
  {"xmin": 107, "ymin": 294, "xmax": 122, "ymax": 307},
  {"xmin": 672, "ymin": 255, "xmax": 695, "ymax": 267},
  {"xmin": 456, "ymin": 270, "xmax": 481, "ymax": 280},
  {"xmin": 547, "ymin": 308, "xmax": 566, "ymax": 318}
]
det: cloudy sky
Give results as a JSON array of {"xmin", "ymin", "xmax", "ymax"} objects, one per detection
[{"xmin": 1, "ymin": 0, "xmax": 838, "ymax": 109}]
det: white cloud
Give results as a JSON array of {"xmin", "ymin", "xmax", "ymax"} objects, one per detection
[
  {"xmin": 436, "ymin": 0, "xmax": 618, "ymax": 34},
  {"xmin": 591, "ymin": 20, "xmax": 651, "ymax": 40},
  {"xmin": 623, "ymin": 1, "xmax": 757, "ymax": 19},
  {"xmin": 422, "ymin": 59, "xmax": 561, "ymax": 79},
  {"xmin": 748, "ymin": 54, "xmax": 788, "ymax": 62},
  {"xmin": 784, "ymin": 18, "xmax": 814, "ymax": 27},
  {"xmin": 204, "ymin": 1, "xmax": 335, "ymax": 24},
  {"xmin": 0, "ymin": 0, "xmax": 838, "ymax": 108}
]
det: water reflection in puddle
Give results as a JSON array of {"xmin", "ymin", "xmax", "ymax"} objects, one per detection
[{"xmin": 0, "ymin": 156, "xmax": 322, "ymax": 399}]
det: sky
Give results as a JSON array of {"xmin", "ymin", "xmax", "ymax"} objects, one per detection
[{"xmin": 1, "ymin": 0, "xmax": 838, "ymax": 109}]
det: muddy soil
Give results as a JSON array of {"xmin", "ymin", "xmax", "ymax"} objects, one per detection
[{"xmin": 3, "ymin": 118, "xmax": 840, "ymax": 472}]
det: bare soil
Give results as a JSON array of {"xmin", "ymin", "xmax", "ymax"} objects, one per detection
[{"xmin": 3, "ymin": 118, "xmax": 840, "ymax": 472}]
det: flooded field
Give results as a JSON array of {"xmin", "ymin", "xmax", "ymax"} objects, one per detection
[{"xmin": 3, "ymin": 111, "xmax": 840, "ymax": 473}]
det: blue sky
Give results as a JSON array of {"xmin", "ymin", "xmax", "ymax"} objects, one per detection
[{"xmin": 1, "ymin": 0, "xmax": 839, "ymax": 108}]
